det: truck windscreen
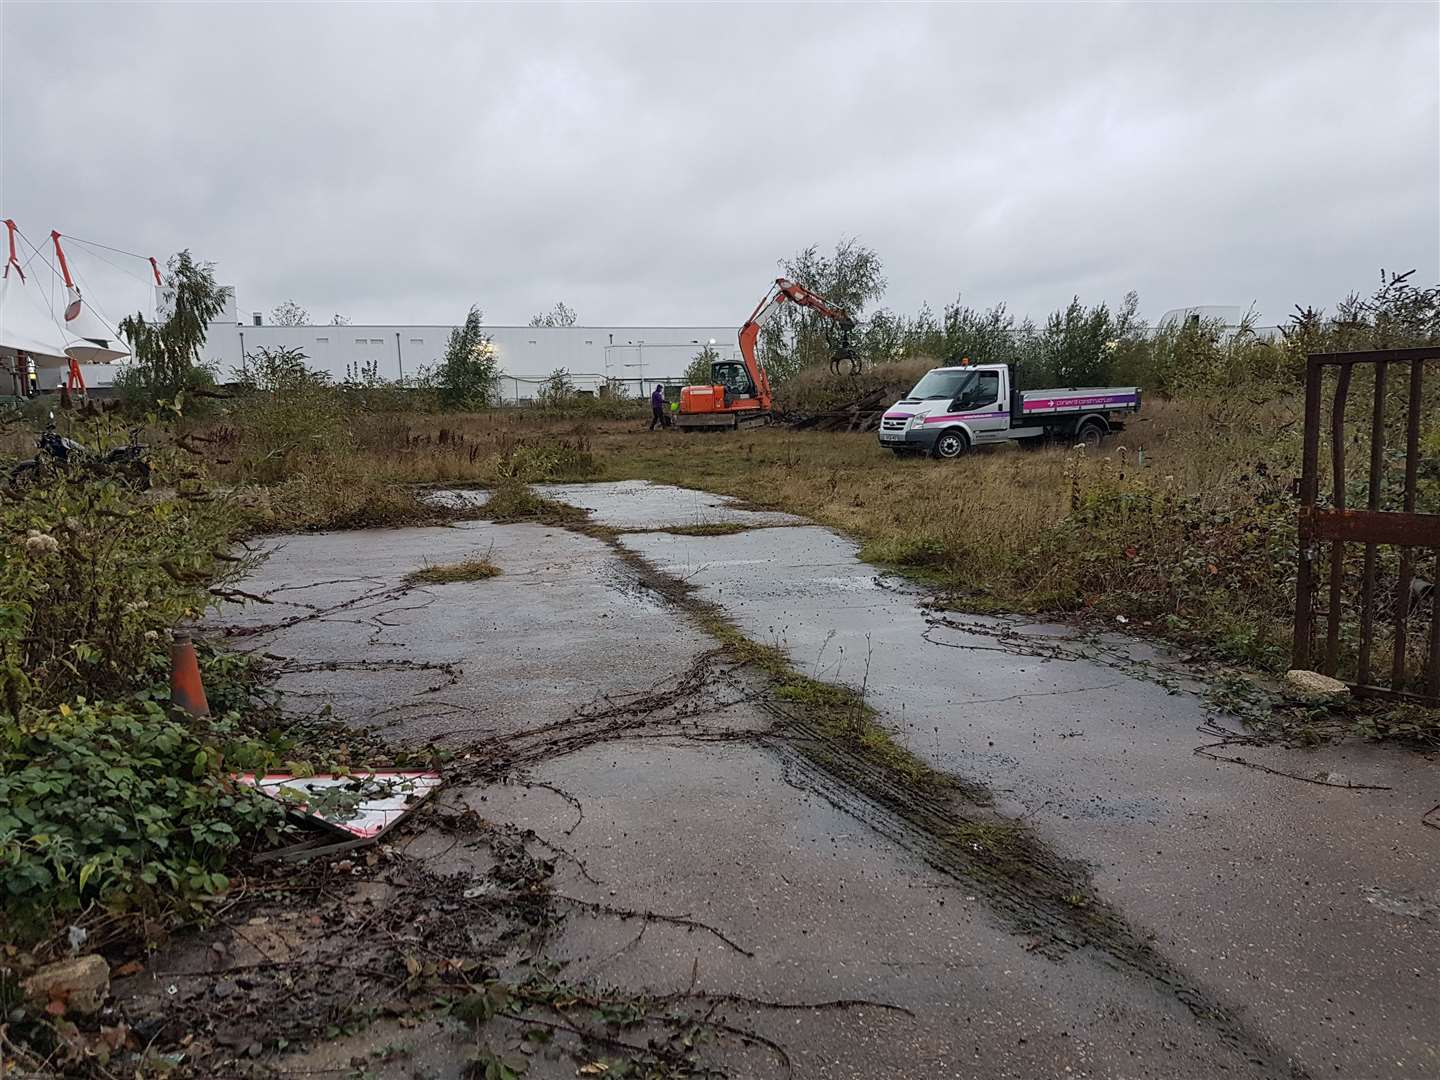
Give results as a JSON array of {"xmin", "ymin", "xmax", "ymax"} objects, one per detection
[{"xmin": 908, "ymin": 370, "xmax": 976, "ymax": 400}]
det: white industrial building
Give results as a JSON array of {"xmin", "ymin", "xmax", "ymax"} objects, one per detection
[{"xmin": 198, "ymin": 289, "xmax": 739, "ymax": 401}]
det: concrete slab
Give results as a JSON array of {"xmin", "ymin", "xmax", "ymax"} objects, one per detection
[
  {"xmin": 212, "ymin": 519, "xmax": 699, "ymax": 745},
  {"xmin": 535, "ymin": 479, "xmax": 807, "ymax": 529},
  {"xmin": 172, "ymin": 481, "xmax": 1438, "ymax": 1078},
  {"xmin": 606, "ymin": 495, "xmax": 1440, "ymax": 1080},
  {"xmin": 460, "ymin": 737, "xmax": 1272, "ymax": 1080}
]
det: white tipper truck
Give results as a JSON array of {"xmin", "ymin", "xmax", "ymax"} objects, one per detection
[{"xmin": 877, "ymin": 363, "xmax": 1141, "ymax": 459}]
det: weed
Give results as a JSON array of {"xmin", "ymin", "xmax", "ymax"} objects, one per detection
[
  {"xmin": 484, "ymin": 480, "xmax": 589, "ymax": 524},
  {"xmin": 647, "ymin": 521, "xmax": 755, "ymax": 537},
  {"xmin": 246, "ymin": 456, "xmax": 434, "ymax": 532},
  {"xmin": 0, "ymin": 697, "xmax": 284, "ymax": 937},
  {"xmin": 405, "ymin": 556, "xmax": 501, "ymax": 585}
]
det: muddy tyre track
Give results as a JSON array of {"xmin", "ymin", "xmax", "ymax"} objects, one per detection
[{"xmin": 582, "ymin": 526, "xmax": 1308, "ymax": 1079}]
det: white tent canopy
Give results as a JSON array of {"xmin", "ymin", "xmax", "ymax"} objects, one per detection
[
  {"xmin": 1, "ymin": 272, "xmax": 130, "ymax": 367},
  {"xmin": 0, "ymin": 274, "xmax": 69, "ymax": 361}
]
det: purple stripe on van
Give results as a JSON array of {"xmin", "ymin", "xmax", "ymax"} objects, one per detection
[
  {"xmin": 923, "ymin": 410, "xmax": 1009, "ymax": 424},
  {"xmin": 1022, "ymin": 393, "xmax": 1137, "ymax": 412},
  {"xmin": 882, "ymin": 412, "xmax": 914, "ymax": 420}
]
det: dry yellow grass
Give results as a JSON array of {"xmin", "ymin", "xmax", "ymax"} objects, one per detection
[
  {"xmin": 206, "ymin": 393, "xmax": 1300, "ymax": 601},
  {"xmin": 404, "ymin": 555, "xmax": 501, "ymax": 585}
]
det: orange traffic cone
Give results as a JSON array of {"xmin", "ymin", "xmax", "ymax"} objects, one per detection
[{"xmin": 170, "ymin": 631, "xmax": 210, "ymax": 718}]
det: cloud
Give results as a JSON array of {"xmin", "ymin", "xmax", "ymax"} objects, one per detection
[{"xmin": 3, "ymin": 1, "xmax": 1435, "ymax": 328}]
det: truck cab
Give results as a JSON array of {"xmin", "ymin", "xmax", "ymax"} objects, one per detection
[{"xmin": 878, "ymin": 363, "xmax": 1140, "ymax": 459}]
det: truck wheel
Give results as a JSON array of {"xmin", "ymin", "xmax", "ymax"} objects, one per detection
[
  {"xmin": 932, "ymin": 429, "xmax": 968, "ymax": 460},
  {"xmin": 1077, "ymin": 420, "xmax": 1107, "ymax": 447}
]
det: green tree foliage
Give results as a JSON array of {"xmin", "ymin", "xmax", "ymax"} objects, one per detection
[
  {"xmin": 238, "ymin": 345, "xmax": 331, "ymax": 394},
  {"xmin": 750, "ymin": 239, "xmax": 1440, "ymax": 398},
  {"xmin": 536, "ymin": 367, "xmax": 575, "ymax": 407},
  {"xmin": 427, "ymin": 305, "xmax": 499, "ymax": 408},
  {"xmin": 528, "ymin": 301, "xmax": 578, "ymax": 328},
  {"xmin": 684, "ymin": 344, "xmax": 721, "ymax": 386},
  {"xmin": 763, "ymin": 238, "xmax": 886, "ymax": 383},
  {"xmin": 116, "ymin": 251, "xmax": 228, "ymax": 404}
]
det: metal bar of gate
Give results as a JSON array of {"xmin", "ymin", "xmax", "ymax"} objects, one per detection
[
  {"xmin": 1391, "ymin": 360, "xmax": 1424, "ymax": 687},
  {"xmin": 1324, "ymin": 364, "xmax": 1352, "ymax": 674},
  {"xmin": 1293, "ymin": 359, "xmax": 1325, "ymax": 670},
  {"xmin": 1431, "ymin": 548, "xmax": 1440, "ymax": 698},
  {"xmin": 1357, "ymin": 362, "xmax": 1386, "ymax": 683}
]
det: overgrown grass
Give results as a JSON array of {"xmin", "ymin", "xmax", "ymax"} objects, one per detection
[
  {"xmin": 483, "ymin": 479, "xmax": 590, "ymax": 523},
  {"xmin": 646, "ymin": 522, "xmax": 757, "ymax": 537},
  {"xmin": 405, "ymin": 555, "xmax": 501, "ymax": 585},
  {"xmin": 189, "ymin": 362, "xmax": 1437, "ymax": 690}
]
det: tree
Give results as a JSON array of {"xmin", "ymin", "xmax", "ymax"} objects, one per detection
[
  {"xmin": 238, "ymin": 345, "xmax": 331, "ymax": 394},
  {"xmin": 528, "ymin": 302, "xmax": 578, "ymax": 328},
  {"xmin": 426, "ymin": 305, "xmax": 499, "ymax": 408},
  {"xmin": 684, "ymin": 344, "xmax": 720, "ymax": 386},
  {"xmin": 331, "ymin": 314, "xmax": 350, "ymax": 326},
  {"xmin": 536, "ymin": 368, "xmax": 575, "ymax": 407},
  {"xmin": 117, "ymin": 250, "xmax": 229, "ymax": 404},
  {"xmin": 270, "ymin": 300, "xmax": 310, "ymax": 326},
  {"xmin": 762, "ymin": 238, "xmax": 887, "ymax": 383},
  {"xmin": 1036, "ymin": 296, "xmax": 1123, "ymax": 387}
]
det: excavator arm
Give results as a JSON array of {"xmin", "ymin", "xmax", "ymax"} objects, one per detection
[{"xmin": 735, "ymin": 278, "xmax": 857, "ymax": 407}]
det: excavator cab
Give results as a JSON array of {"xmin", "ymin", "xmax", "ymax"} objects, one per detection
[{"xmin": 711, "ymin": 361, "xmax": 755, "ymax": 402}]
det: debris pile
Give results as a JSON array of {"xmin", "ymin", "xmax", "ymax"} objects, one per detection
[{"xmin": 779, "ymin": 387, "xmax": 890, "ymax": 432}]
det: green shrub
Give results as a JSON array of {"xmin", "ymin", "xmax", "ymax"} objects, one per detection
[
  {"xmin": 1021, "ymin": 463, "xmax": 1298, "ymax": 668},
  {"xmin": 0, "ymin": 697, "xmax": 283, "ymax": 934},
  {"xmin": 0, "ymin": 424, "xmax": 249, "ymax": 711},
  {"xmin": 250, "ymin": 454, "xmax": 432, "ymax": 532}
]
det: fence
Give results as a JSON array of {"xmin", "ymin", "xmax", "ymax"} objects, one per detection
[{"xmin": 1293, "ymin": 346, "xmax": 1440, "ymax": 700}]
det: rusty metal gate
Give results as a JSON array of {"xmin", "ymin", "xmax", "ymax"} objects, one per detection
[{"xmin": 1293, "ymin": 346, "xmax": 1440, "ymax": 700}]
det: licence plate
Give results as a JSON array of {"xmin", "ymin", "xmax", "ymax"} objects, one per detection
[{"xmin": 879, "ymin": 431, "xmax": 904, "ymax": 441}]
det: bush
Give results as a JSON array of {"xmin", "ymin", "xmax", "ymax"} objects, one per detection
[
  {"xmin": 248, "ymin": 455, "xmax": 432, "ymax": 532},
  {"xmin": 0, "ymin": 423, "xmax": 249, "ymax": 711},
  {"xmin": 0, "ymin": 697, "xmax": 282, "ymax": 933},
  {"xmin": 493, "ymin": 435, "xmax": 600, "ymax": 483},
  {"xmin": 0, "ymin": 426, "xmax": 296, "ymax": 943},
  {"xmin": 535, "ymin": 368, "xmax": 575, "ymax": 408},
  {"xmin": 1020, "ymin": 460, "xmax": 1299, "ymax": 667}
]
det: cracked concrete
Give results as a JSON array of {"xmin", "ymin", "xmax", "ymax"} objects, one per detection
[
  {"xmin": 613, "ymin": 485, "xmax": 1440, "ymax": 1080},
  {"xmin": 186, "ymin": 480, "xmax": 1437, "ymax": 1078}
]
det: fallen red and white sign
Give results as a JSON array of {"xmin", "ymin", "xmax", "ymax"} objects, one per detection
[{"xmin": 235, "ymin": 770, "xmax": 442, "ymax": 841}]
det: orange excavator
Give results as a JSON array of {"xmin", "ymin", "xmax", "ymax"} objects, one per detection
[{"xmin": 676, "ymin": 278, "xmax": 856, "ymax": 431}]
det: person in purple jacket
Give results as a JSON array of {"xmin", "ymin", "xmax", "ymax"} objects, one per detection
[{"xmin": 649, "ymin": 384, "xmax": 669, "ymax": 430}]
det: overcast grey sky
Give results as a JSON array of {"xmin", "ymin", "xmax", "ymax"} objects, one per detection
[{"xmin": 2, "ymin": 1, "xmax": 1436, "ymax": 329}]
